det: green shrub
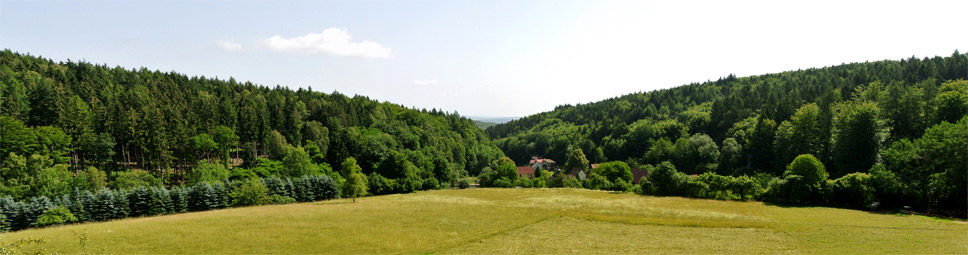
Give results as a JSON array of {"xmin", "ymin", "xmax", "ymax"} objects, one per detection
[
  {"xmin": 457, "ymin": 178, "xmax": 471, "ymax": 189},
  {"xmin": 0, "ymin": 197, "xmax": 23, "ymax": 231},
  {"xmin": 126, "ymin": 187, "xmax": 155, "ymax": 217},
  {"xmin": 268, "ymin": 194, "xmax": 296, "ymax": 204},
  {"xmin": 829, "ymin": 173, "xmax": 874, "ymax": 208},
  {"xmin": 31, "ymin": 207, "xmax": 77, "ymax": 227},
  {"xmin": 492, "ymin": 178, "xmax": 513, "ymax": 188},
  {"xmin": 584, "ymin": 174, "xmax": 612, "ymax": 190},
  {"xmin": 169, "ymin": 187, "xmax": 189, "ymax": 213},
  {"xmin": 64, "ymin": 190, "xmax": 90, "ymax": 223},
  {"xmin": 367, "ymin": 173, "xmax": 392, "ymax": 195},
  {"xmin": 306, "ymin": 175, "xmax": 340, "ymax": 200},
  {"xmin": 0, "ymin": 212, "xmax": 8, "ymax": 232},
  {"xmin": 562, "ymin": 177, "xmax": 583, "ymax": 189},
  {"xmin": 593, "ymin": 161, "xmax": 633, "ymax": 183},
  {"xmin": 262, "ymin": 177, "xmax": 291, "ymax": 197},
  {"xmin": 729, "ymin": 175, "xmax": 760, "ymax": 201},
  {"xmin": 188, "ymin": 183, "xmax": 220, "ymax": 211},
  {"xmin": 23, "ymin": 197, "xmax": 54, "ymax": 228},
  {"xmin": 610, "ymin": 179, "xmax": 633, "ymax": 192},
  {"xmin": 422, "ymin": 177, "xmax": 439, "ymax": 190},
  {"xmin": 110, "ymin": 169, "xmax": 162, "ymax": 190},
  {"xmin": 230, "ymin": 179, "xmax": 271, "ymax": 207},
  {"xmin": 647, "ymin": 161, "xmax": 682, "ymax": 196},
  {"xmin": 638, "ymin": 179, "xmax": 656, "ymax": 195},
  {"xmin": 782, "ymin": 154, "xmax": 828, "ymax": 204},
  {"xmin": 188, "ymin": 161, "xmax": 231, "ymax": 185},
  {"xmin": 513, "ymin": 177, "xmax": 532, "ymax": 188},
  {"xmin": 681, "ymin": 177, "xmax": 709, "ymax": 198}
]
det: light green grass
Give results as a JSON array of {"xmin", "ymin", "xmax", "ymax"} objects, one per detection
[{"xmin": 1, "ymin": 188, "xmax": 965, "ymax": 254}]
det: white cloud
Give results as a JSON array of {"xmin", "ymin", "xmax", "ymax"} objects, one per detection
[
  {"xmin": 264, "ymin": 28, "xmax": 392, "ymax": 58},
  {"xmin": 413, "ymin": 79, "xmax": 438, "ymax": 86},
  {"xmin": 214, "ymin": 40, "xmax": 242, "ymax": 51}
]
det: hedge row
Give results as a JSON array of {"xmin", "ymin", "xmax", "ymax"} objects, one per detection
[{"xmin": 0, "ymin": 175, "xmax": 339, "ymax": 232}]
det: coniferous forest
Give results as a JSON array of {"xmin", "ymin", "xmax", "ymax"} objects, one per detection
[
  {"xmin": 0, "ymin": 49, "xmax": 965, "ymax": 232},
  {"xmin": 0, "ymin": 50, "xmax": 504, "ymax": 231}
]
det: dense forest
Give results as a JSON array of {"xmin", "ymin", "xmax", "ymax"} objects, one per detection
[
  {"xmin": 0, "ymin": 49, "xmax": 505, "ymax": 230},
  {"xmin": 486, "ymin": 52, "xmax": 967, "ymax": 214},
  {"xmin": 0, "ymin": 49, "xmax": 964, "ymax": 231}
]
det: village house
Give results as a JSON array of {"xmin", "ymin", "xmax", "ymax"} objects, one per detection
[
  {"xmin": 529, "ymin": 156, "xmax": 556, "ymax": 170},
  {"xmin": 516, "ymin": 166, "xmax": 535, "ymax": 179}
]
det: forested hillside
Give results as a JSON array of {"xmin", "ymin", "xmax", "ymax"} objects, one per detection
[
  {"xmin": 487, "ymin": 52, "xmax": 967, "ymax": 212},
  {"xmin": 0, "ymin": 49, "xmax": 504, "ymax": 201}
]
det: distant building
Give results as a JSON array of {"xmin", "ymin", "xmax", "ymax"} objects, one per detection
[
  {"xmin": 630, "ymin": 169, "xmax": 649, "ymax": 183},
  {"xmin": 529, "ymin": 156, "xmax": 557, "ymax": 170},
  {"xmin": 516, "ymin": 166, "xmax": 535, "ymax": 179},
  {"xmin": 566, "ymin": 168, "xmax": 587, "ymax": 181}
]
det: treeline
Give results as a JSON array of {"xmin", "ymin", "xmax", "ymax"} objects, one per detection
[
  {"xmin": 0, "ymin": 49, "xmax": 505, "ymax": 202},
  {"xmin": 0, "ymin": 174, "xmax": 339, "ymax": 232},
  {"xmin": 486, "ymin": 52, "xmax": 967, "ymax": 213}
]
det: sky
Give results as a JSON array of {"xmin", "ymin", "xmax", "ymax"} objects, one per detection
[{"xmin": 1, "ymin": 0, "xmax": 966, "ymax": 118}]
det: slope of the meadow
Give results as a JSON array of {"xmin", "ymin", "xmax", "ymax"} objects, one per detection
[{"xmin": 1, "ymin": 189, "xmax": 964, "ymax": 254}]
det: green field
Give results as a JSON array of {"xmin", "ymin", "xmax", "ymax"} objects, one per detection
[{"xmin": 1, "ymin": 188, "xmax": 964, "ymax": 254}]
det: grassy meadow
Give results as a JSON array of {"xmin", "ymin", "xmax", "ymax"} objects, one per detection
[{"xmin": 1, "ymin": 188, "xmax": 964, "ymax": 254}]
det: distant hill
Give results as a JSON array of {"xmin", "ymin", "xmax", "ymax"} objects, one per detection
[
  {"xmin": 473, "ymin": 120, "xmax": 498, "ymax": 130},
  {"xmin": 485, "ymin": 52, "xmax": 967, "ymax": 213},
  {"xmin": 468, "ymin": 116, "xmax": 518, "ymax": 124}
]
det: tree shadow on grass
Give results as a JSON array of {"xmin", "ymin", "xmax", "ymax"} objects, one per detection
[{"xmin": 762, "ymin": 201, "xmax": 967, "ymax": 220}]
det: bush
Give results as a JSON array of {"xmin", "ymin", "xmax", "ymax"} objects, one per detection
[
  {"xmin": 263, "ymin": 177, "xmax": 291, "ymax": 197},
  {"xmin": 0, "ymin": 212, "xmax": 7, "ymax": 232},
  {"xmin": 867, "ymin": 164, "xmax": 909, "ymax": 208},
  {"xmin": 31, "ymin": 207, "xmax": 77, "ymax": 227},
  {"xmin": 72, "ymin": 166, "xmax": 108, "ymax": 192},
  {"xmin": 367, "ymin": 173, "xmax": 392, "ymax": 195},
  {"xmin": 585, "ymin": 174, "xmax": 612, "ymax": 190},
  {"xmin": 110, "ymin": 169, "xmax": 162, "ymax": 190},
  {"xmin": 268, "ymin": 194, "xmax": 296, "ymax": 204},
  {"xmin": 23, "ymin": 197, "xmax": 54, "ymax": 228},
  {"xmin": 638, "ymin": 179, "xmax": 656, "ymax": 195},
  {"xmin": 0, "ymin": 197, "xmax": 25, "ymax": 231},
  {"xmin": 562, "ymin": 177, "xmax": 583, "ymax": 189},
  {"xmin": 729, "ymin": 175, "xmax": 760, "ymax": 201},
  {"xmin": 647, "ymin": 162, "xmax": 686, "ymax": 196},
  {"xmin": 65, "ymin": 190, "xmax": 91, "ymax": 222},
  {"xmin": 169, "ymin": 187, "xmax": 189, "ymax": 213},
  {"xmin": 212, "ymin": 182, "xmax": 231, "ymax": 209},
  {"xmin": 291, "ymin": 178, "xmax": 314, "ymax": 202},
  {"xmin": 513, "ymin": 177, "xmax": 532, "ymax": 188},
  {"xmin": 593, "ymin": 161, "xmax": 633, "ymax": 183},
  {"xmin": 681, "ymin": 177, "xmax": 709, "ymax": 198},
  {"xmin": 305, "ymin": 175, "xmax": 340, "ymax": 200},
  {"xmin": 188, "ymin": 161, "xmax": 230, "ymax": 185},
  {"xmin": 457, "ymin": 178, "xmax": 471, "ymax": 189},
  {"xmin": 230, "ymin": 179, "xmax": 271, "ymax": 207},
  {"xmin": 188, "ymin": 183, "xmax": 220, "ymax": 211},
  {"xmin": 829, "ymin": 173, "xmax": 874, "ymax": 208},
  {"xmin": 492, "ymin": 178, "xmax": 513, "ymax": 188},
  {"xmin": 782, "ymin": 154, "xmax": 828, "ymax": 204},
  {"xmin": 396, "ymin": 176, "xmax": 423, "ymax": 193},
  {"xmin": 422, "ymin": 177, "xmax": 439, "ymax": 190},
  {"xmin": 127, "ymin": 187, "xmax": 156, "ymax": 217},
  {"xmin": 610, "ymin": 179, "xmax": 633, "ymax": 192}
]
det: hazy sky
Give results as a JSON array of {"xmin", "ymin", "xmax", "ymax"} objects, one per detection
[{"xmin": 2, "ymin": 0, "xmax": 966, "ymax": 118}]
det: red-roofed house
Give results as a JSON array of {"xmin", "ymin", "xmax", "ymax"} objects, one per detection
[
  {"xmin": 529, "ymin": 156, "xmax": 557, "ymax": 170},
  {"xmin": 517, "ymin": 166, "xmax": 535, "ymax": 178},
  {"xmin": 630, "ymin": 169, "xmax": 649, "ymax": 183}
]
